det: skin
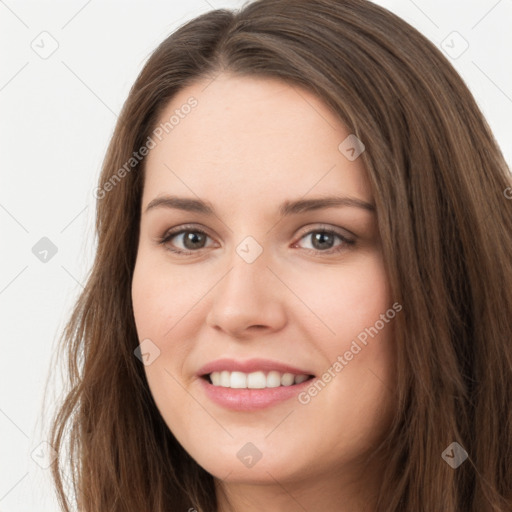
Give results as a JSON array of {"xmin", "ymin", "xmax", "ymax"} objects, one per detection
[{"xmin": 131, "ymin": 73, "xmax": 397, "ymax": 512}]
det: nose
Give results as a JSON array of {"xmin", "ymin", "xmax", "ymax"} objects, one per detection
[{"xmin": 205, "ymin": 250, "xmax": 288, "ymax": 338}]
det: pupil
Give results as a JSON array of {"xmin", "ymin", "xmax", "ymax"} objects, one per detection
[
  {"xmin": 184, "ymin": 232, "xmax": 205, "ymax": 249},
  {"xmin": 313, "ymin": 232, "xmax": 333, "ymax": 250}
]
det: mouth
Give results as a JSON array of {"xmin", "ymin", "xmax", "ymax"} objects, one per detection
[{"xmin": 200, "ymin": 370, "xmax": 316, "ymax": 389}]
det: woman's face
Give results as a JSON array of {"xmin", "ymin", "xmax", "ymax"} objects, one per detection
[{"xmin": 132, "ymin": 73, "xmax": 397, "ymax": 491}]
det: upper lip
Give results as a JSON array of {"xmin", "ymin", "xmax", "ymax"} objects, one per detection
[{"xmin": 197, "ymin": 358, "xmax": 315, "ymax": 377}]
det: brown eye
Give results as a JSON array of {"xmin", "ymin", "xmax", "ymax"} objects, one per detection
[
  {"xmin": 159, "ymin": 227, "xmax": 213, "ymax": 254},
  {"xmin": 295, "ymin": 228, "xmax": 355, "ymax": 254}
]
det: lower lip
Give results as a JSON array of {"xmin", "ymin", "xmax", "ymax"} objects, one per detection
[{"xmin": 198, "ymin": 376, "xmax": 314, "ymax": 411}]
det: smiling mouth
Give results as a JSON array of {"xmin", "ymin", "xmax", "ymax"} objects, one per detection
[{"xmin": 201, "ymin": 370, "xmax": 315, "ymax": 389}]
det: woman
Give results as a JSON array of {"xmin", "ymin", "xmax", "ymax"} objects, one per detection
[{"xmin": 48, "ymin": 0, "xmax": 512, "ymax": 510}]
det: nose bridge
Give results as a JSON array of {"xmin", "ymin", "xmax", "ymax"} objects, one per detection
[
  {"xmin": 206, "ymin": 238, "xmax": 287, "ymax": 335},
  {"xmin": 217, "ymin": 240, "xmax": 272, "ymax": 309}
]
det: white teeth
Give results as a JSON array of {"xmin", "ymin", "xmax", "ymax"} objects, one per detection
[
  {"xmin": 220, "ymin": 370, "xmax": 230, "ymax": 387},
  {"xmin": 247, "ymin": 371, "xmax": 267, "ymax": 388},
  {"xmin": 230, "ymin": 371, "xmax": 247, "ymax": 388},
  {"xmin": 266, "ymin": 371, "xmax": 282, "ymax": 388},
  {"xmin": 208, "ymin": 370, "xmax": 311, "ymax": 389}
]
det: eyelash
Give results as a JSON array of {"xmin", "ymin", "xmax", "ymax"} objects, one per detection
[{"xmin": 157, "ymin": 224, "xmax": 355, "ymax": 256}]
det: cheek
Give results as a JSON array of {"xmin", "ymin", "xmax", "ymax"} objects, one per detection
[
  {"xmin": 290, "ymin": 252, "xmax": 396, "ymax": 438},
  {"xmin": 131, "ymin": 253, "xmax": 216, "ymax": 401},
  {"xmin": 291, "ymin": 251, "xmax": 392, "ymax": 345},
  {"xmin": 131, "ymin": 256, "xmax": 202, "ymax": 425},
  {"xmin": 131, "ymin": 253, "xmax": 209, "ymax": 338}
]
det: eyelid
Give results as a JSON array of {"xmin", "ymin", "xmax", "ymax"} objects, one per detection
[{"xmin": 294, "ymin": 223, "xmax": 355, "ymax": 240}]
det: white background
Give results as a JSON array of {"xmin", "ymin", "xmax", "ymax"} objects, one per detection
[{"xmin": 1, "ymin": 0, "xmax": 511, "ymax": 510}]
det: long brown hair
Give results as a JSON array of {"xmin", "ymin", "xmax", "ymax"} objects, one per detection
[{"xmin": 47, "ymin": 0, "xmax": 512, "ymax": 510}]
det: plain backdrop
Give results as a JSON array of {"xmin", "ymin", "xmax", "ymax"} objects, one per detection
[{"xmin": 1, "ymin": 0, "xmax": 511, "ymax": 510}]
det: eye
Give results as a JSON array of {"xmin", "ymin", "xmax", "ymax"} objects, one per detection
[
  {"xmin": 158, "ymin": 225, "xmax": 214, "ymax": 255},
  {"xmin": 293, "ymin": 226, "xmax": 355, "ymax": 254}
]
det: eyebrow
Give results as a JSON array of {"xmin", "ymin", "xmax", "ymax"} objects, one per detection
[{"xmin": 144, "ymin": 194, "xmax": 376, "ymax": 216}]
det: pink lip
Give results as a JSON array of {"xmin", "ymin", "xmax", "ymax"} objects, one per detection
[
  {"xmin": 196, "ymin": 358, "xmax": 315, "ymax": 411},
  {"xmin": 198, "ymin": 376, "xmax": 314, "ymax": 411},
  {"xmin": 196, "ymin": 358, "xmax": 314, "ymax": 377}
]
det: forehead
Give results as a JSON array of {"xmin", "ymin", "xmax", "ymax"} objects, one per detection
[{"xmin": 142, "ymin": 73, "xmax": 371, "ymax": 209}]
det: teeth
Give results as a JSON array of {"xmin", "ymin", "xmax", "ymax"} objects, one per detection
[
  {"xmin": 281, "ymin": 373, "xmax": 295, "ymax": 386},
  {"xmin": 208, "ymin": 370, "xmax": 311, "ymax": 389},
  {"xmin": 230, "ymin": 371, "xmax": 246, "ymax": 389},
  {"xmin": 247, "ymin": 371, "xmax": 266, "ymax": 388},
  {"xmin": 220, "ymin": 370, "xmax": 230, "ymax": 387},
  {"xmin": 266, "ymin": 371, "xmax": 282, "ymax": 388},
  {"xmin": 294, "ymin": 374, "xmax": 309, "ymax": 384}
]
